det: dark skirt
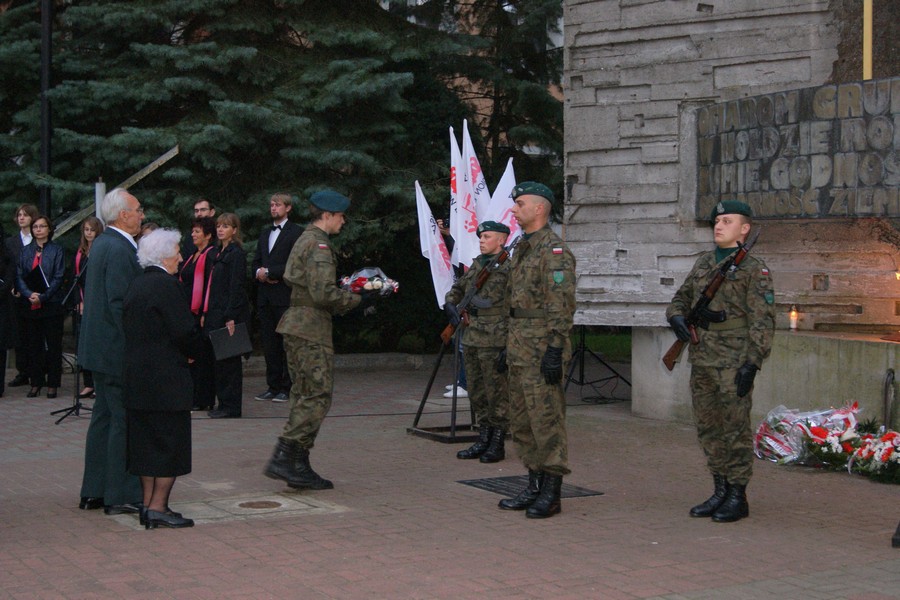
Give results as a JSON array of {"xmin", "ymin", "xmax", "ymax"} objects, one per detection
[{"xmin": 126, "ymin": 409, "xmax": 192, "ymax": 477}]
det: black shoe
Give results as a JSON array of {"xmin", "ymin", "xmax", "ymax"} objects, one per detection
[
  {"xmin": 208, "ymin": 409, "xmax": 240, "ymax": 419},
  {"xmin": 499, "ymin": 470, "xmax": 543, "ymax": 510},
  {"xmin": 26, "ymin": 387, "xmax": 42, "ymax": 398},
  {"xmin": 79, "ymin": 496, "xmax": 104, "ymax": 510},
  {"xmin": 104, "ymin": 502, "xmax": 143, "ymax": 515},
  {"xmin": 711, "ymin": 483, "xmax": 749, "ymax": 523},
  {"xmin": 145, "ymin": 509, "xmax": 194, "ymax": 529},
  {"xmin": 47, "ymin": 388, "xmax": 58, "ymax": 399},
  {"xmin": 272, "ymin": 392, "xmax": 289, "ymax": 403},
  {"xmin": 479, "ymin": 428, "xmax": 506, "ymax": 463},
  {"xmin": 457, "ymin": 426, "xmax": 492, "ymax": 460},
  {"xmin": 140, "ymin": 506, "xmax": 182, "ymax": 526},
  {"xmin": 8, "ymin": 374, "xmax": 28, "ymax": 387},
  {"xmin": 254, "ymin": 390, "xmax": 276, "ymax": 401},
  {"xmin": 286, "ymin": 447, "xmax": 334, "ymax": 490},
  {"xmin": 526, "ymin": 474, "xmax": 562, "ymax": 519},
  {"xmin": 690, "ymin": 474, "xmax": 728, "ymax": 518}
]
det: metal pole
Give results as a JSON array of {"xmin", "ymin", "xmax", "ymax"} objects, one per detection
[
  {"xmin": 39, "ymin": 0, "xmax": 53, "ymax": 216},
  {"xmin": 862, "ymin": 0, "xmax": 873, "ymax": 80}
]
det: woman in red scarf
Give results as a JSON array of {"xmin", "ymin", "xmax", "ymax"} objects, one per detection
[
  {"xmin": 178, "ymin": 216, "xmax": 217, "ymax": 411},
  {"xmin": 74, "ymin": 216, "xmax": 104, "ymax": 399}
]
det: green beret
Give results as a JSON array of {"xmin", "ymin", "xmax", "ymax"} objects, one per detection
[
  {"xmin": 476, "ymin": 220, "xmax": 510, "ymax": 236},
  {"xmin": 710, "ymin": 200, "xmax": 752, "ymax": 222},
  {"xmin": 309, "ymin": 190, "xmax": 350, "ymax": 212},
  {"xmin": 511, "ymin": 181, "xmax": 555, "ymax": 204}
]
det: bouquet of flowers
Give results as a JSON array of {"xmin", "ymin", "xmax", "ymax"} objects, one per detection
[
  {"xmin": 754, "ymin": 401, "xmax": 900, "ymax": 484},
  {"xmin": 339, "ymin": 266, "xmax": 399, "ymax": 297}
]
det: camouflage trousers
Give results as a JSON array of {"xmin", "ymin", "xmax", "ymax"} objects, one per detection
[
  {"xmin": 507, "ymin": 364, "xmax": 570, "ymax": 476},
  {"xmin": 463, "ymin": 345, "xmax": 509, "ymax": 430},
  {"xmin": 690, "ymin": 365, "xmax": 754, "ymax": 485},
  {"xmin": 280, "ymin": 335, "xmax": 334, "ymax": 449}
]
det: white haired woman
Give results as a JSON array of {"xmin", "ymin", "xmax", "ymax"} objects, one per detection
[{"xmin": 123, "ymin": 228, "xmax": 205, "ymax": 529}]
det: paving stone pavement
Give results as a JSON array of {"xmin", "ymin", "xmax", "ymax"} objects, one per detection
[{"xmin": 0, "ymin": 356, "xmax": 898, "ymax": 600}]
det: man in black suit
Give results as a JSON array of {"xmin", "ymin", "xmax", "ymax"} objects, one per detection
[
  {"xmin": 251, "ymin": 193, "xmax": 302, "ymax": 402},
  {"xmin": 77, "ymin": 188, "xmax": 145, "ymax": 514}
]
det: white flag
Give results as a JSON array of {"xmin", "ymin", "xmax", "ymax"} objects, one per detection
[
  {"xmin": 448, "ymin": 126, "xmax": 462, "ymax": 266},
  {"xmin": 486, "ymin": 157, "xmax": 520, "ymax": 245},
  {"xmin": 415, "ymin": 181, "xmax": 455, "ymax": 308},
  {"xmin": 453, "ymin": 120, "xmax": 481, "ymax": 268},
  {"xmin": 462, "ymin": 121, "xmax": 491, "ymax": 224}
]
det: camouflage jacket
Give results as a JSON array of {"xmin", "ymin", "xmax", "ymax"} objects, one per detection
[
  {"xmin": 275, "ymin": 224, "xmax": 360, "ymax": 347},
  {"xmin": 506, "ymin": 226, "xmax": 576, "ymax": 366},
  {"xmin": 666, "ymin": 250, "xmax": 775, "ymax": 368},
  {"xmin": 445, "ymin": 253, "xmax": 511, "ymax": 348}
]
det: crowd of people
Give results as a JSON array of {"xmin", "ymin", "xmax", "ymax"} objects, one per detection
[{"xmin": 2, "ymin": 180, "xmax": 771, "ymax": 529}]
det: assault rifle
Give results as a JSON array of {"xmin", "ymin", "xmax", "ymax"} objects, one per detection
[
  {"xmin": 662, "ymin": 229, "xmax": 760, "ymax": 371},
  {"xmin": 440, "ymin": 237, "xmax": 520, "ymax": 345}
]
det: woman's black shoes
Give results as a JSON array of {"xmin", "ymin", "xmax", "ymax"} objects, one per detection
[
  {"xmin": 26, "ymin": 387, "xmax": 41, "ymax": 398},
  {"xmin": 47, "ymin": 388, "xmax": 58, "ymax": 399},
  {"xmin": 144, "ymin": 509, "xmax": 194, "ymax": 529}
]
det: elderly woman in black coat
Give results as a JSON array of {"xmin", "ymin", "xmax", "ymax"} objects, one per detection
[{"xmin": 123, "ymin": 229, "xmax": 204, "ymax": 529}]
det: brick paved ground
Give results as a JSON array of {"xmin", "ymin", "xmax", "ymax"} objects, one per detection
[{"xmin": 0, "ymin": 355, "xmax": 898, "ymax": 599}]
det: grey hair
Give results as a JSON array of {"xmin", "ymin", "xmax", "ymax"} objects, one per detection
[
  {"xmin": 99, "ymin": 188, "xmax": 133, "ymax": 225},
  {"xmin": 137, "ymin": 228, "xmax": 182, "ymax": 268}
]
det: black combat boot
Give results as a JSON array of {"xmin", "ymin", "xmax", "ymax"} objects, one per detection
[
  {"xmin": 287, "ymin": 447, "xmax": 334, "ymax": 490},
  {"xmin": 457, "ymin": 426, "xmax": 492, "ymax": 459},
  {"xmin": 526, "ymin": 474, "xmax": 562, "ymax": 519},
  {"xmin": 479, "ymin": 428, "xmax": 505, "ymax": 463},
  {"xmin": 498, "ymin": 470, "xmax": 543, "ymax": 510},
  {"xmin": 711, "ymin": 482, "xmax": 749, "ymax": 522},
  {"xmin": 263, "ymin": 438, "xmax": 298, "ymax": 484},
  {"xmin": 689, "ymin": 473, "xmax": 728, "ymax": 518}
]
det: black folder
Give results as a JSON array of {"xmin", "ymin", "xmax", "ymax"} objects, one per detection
[
  {"xmin": 208, "ymin": 322, "xmax": 253, "ymax": 360},
  {"xmin": 24, "ymin": 266, "xmax": 49, "ymax": 293}
]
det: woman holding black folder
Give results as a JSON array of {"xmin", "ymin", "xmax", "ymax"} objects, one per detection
[
  {"xmin": 201, "ymin": 213, "xmax": 249, "ymax": 418},
  {"xmin": 15, "ymin": 215, "xmax": 65, "ymax": 398}
]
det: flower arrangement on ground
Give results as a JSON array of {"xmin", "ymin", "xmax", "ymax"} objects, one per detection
[{"xmin": 754, "ymin": 401, "xmax": 900, "ymax": 484}]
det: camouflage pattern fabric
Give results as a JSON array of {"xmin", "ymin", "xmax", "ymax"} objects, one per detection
[
  {"xmin": 275, "ymin": 224, "xmax": 359, "ymax": 348},
  {"xmin": 506, "ymin": 225, "xmax": 576, "ymax": 475},
  {"xmin": 666, "ymin": 252, "xmax": 775, "ymax": 368},
  {"xmin": 690, "ymin": 366, "xmax": 754, "ymax": 484},
  {"xmin": 463, "ymin": 345, "xmax": 509, "ymax": 429},
  {"xmin": 508, "ymin": 365, "xmax": 570, "ymax": 476},
  {"xmin": 445, "ymin": 253, "xmax": 510, "ymax": 348},
  {"xmin": 280, "ymin": 336, "xmax": 332, "ymax": 449},
  {"xmin": 667, "ymin": 249, "xmax": 775, "ymax": 485}
]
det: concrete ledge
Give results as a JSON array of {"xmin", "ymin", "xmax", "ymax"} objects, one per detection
[
  {"xmin": 633, "ymin": 327, "xmax": 899, "ymax": 428},
  {"xmin": 242, "ymin": 352, "xmax": 433, "ymax": 376}
]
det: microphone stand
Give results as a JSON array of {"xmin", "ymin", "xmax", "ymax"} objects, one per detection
[{"xmin": 51, "ymin": 269, "xmax": 90, "ymax": 424}]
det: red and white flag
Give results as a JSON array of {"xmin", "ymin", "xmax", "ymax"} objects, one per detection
[
  {"xmin": 415, "ymin": 181, "xmax": 455, "ymax": 308},
  {"xmin": 486, "ymin": 157, "xmax": 520, "ymax": 245},
  {"xmin": 451, "ymin": 120, "xmax": 481, "ymax": 268}
]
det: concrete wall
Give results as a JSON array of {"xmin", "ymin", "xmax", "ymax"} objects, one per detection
[
  {"xmin": 564, "ymin": 0, "xmax": 900, "ymax": 423},
  {"xmin": 634, "ymin": 328, "xmax": 899, "ymax": 431}
]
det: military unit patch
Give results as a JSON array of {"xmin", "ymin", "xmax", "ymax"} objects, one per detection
[{"xmin": 553, "ymin": 270, "xmax": 564, "ymax": 284}]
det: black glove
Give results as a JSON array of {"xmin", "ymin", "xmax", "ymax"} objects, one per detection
[
  {"xmin": 734, "ymin": 362, "xmax": 759, "ymax": 397},
  {"xmin": 540, "ymin": 346, "xmax": 563, "ymax": 385},
  {"xmin": 444, "ymin": 302, "xmax": 461, "ymax": 327},
  {"xmin": 358, "ymin": 290, "xmax": 379, "ymax": 310},
  {"xmin": 495, "ymin": 348, "xmax": 508, "ymax": 374},
  {"xmin": 668, "ymin": 315, "xmax": 692, "ymax": 342}
]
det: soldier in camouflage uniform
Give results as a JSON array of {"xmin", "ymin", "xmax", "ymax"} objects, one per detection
[
  {"xmin": 666, "ymin": 200, "xmax": 775, "ymax": 523},
  {"xmin": 264, "ymin": 190, "xmax": 372, "ymax": 491},
  {"xmin": 497, "ymin": 182, "xmax": 576, "ymax": 519},
  {"xmin": 444, "ymin": 221, "xmax": 512, "ymax": 463}
]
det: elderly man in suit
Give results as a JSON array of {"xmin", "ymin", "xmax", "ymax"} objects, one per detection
[
  {"xmin": 251, "ymin": 193, "xmax": 302, "ymax": 402},
  {"xmin": 78, "ymin": 188, "xmax": 145, "ymax": 515}
]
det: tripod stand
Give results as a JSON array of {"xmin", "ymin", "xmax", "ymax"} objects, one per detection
[
  {"xmin": 565, "ymin": 325, "xmax": 631, "ymax": 402},
  {"xmin": 51, "ymin": 272, "xmax": 91, "ymax": 425}
]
